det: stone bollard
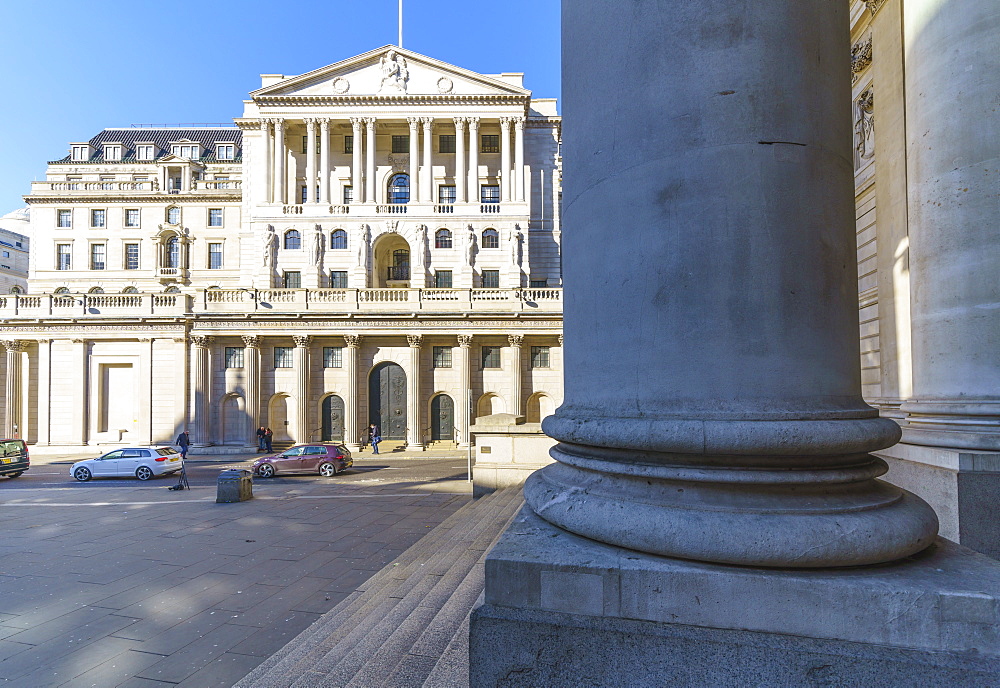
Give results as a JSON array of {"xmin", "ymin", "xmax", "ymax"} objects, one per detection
[{"xmin": 216, "ymin": 468, "xmax": 253, "ymax": 503}]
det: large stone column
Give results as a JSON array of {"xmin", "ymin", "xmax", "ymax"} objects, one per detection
[
  {"xmin": 319, "ymin": 118, "xmax": 330, "ymax": 204},
  {"xmin": 407, "ymin": 117, "xmax": 421, "ymax": 202},
  {"xmin": 364, "ymin": 117, "xmax": 377, "ymax": 203},
  {"xmin": 191, "ymin": 336, "xmax": 212, "ymax": 446},
  {"xmin": 36, "ymin": 339, "xmax": 50, "ymax": 446},
  {"xmin": 293, "ymin": 335, "xmax": 311, "ymax": 443},
  {"xmin": 71, "ymin": 339, "xmax": 87, "ymax": 445},
  {"xmin": 499, "ymin": 117, "xmax": 512, "ymax": 203},
  {"xmin": 513, "ymin": 116, "xmax": 525, "ymax": 202},
  {"xmin": 454, "ymin": 117, "xmax": 467, "ymax": 203},
  {"xmin": 344, "ymin": 335, "xmax": 362, "ymax": 451},
  {"xmin": 421, "ymin": 118, "xmax": 433, "ymax": 203},
  {"xmin": 507, "ymin": 334, "xmax": 523, "ymax": 417},
  {"xmin": 456, "ymin": 334, "xmax": 472, "ymax": 449},
  {"xmin": 259, "ymin": 119, "xmax": 272, "ymax": 204},
  {"xmin": 242, "ymin": 335, "xmax": 261, "ymax": 448},
  {"xmin": 524, "ymin": 0, "xmax": 937, "ymax": 568},
  {"xmin": 3, "ymin": 340, "xmax": 25, "ymax": 438},
  {"xmin": 273, "ymin": 119, "xmax": 286, "ymax": 204},
  {"xmin": 304, "ymin": 118, "xmax": 317, "ymax": 204},
  {"xmin": 406, "ymin": 334, "xmax": 424, "ymax": 450},
  {"xmin": 350, "ymin": 117, "xmax": 364, "ymax": 203},
  {"xmin": 899, "ymin": 0, "xmax": 1000, "ymax": 452},
  {"xmin": 467, "ymin": 117, "xmax": 480, "ymax": 204}
]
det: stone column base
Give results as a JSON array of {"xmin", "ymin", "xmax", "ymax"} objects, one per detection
[
  {"xmin": 471, "ymin": 508, "xmax": 1000, "ymax": 687},
  {"xmin": 878, "ymin": 443, "xmax": 1000, "ymax": 559}
]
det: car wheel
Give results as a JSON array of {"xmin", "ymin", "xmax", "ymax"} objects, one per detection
[
  {"xmin": 258, "ymin": 464, "xmax": 275, "ymax": 478},
  {"xmin": 319, "ymin": 462, "xmax": 337, "ymax": 478},
  {"xmin": 74, "ymin": 467, "xmax": 92, "ymax": 482},
  {"xmin": 135, "ymin": 466, "xmax": 154, "ymax": 481},
  {"xmin": 7, "ymin": 471, "xmax": 23, "ymax": 478}
]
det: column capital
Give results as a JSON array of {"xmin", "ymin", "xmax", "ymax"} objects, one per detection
[
  {"xmin": 558, "ymin": 334, "xmax": 564, "ymax": 345},
  {"xmin": 454, "ymin": 116, "xmax": 468, "ymax": 130},
  {"xmin": 292, "ymin": 335, "xmax": 312, "ymax": 348},
  {"xmin": 507, "ymin": 334, "xmax": 524, "ymax": 348},
  {"xmin": 344, "ymin": 334, "xmax": 362, "ymax": 348},
  {"xmin": 2, "ymin": 340, "xmax": 27, "ymax": 353},
  {"xmin": 258, "ymin": 118, "xmax": 271, "ymax": 131},
  {"xmin": 407, "ymin": 334, "xmax": 423, "ymax": 348},
  {"xmin": 303, "ymin": 118, "xmax": 317, "ymax": 128},
  {"xmin": 467, "ymin": 116, "xmax": 481, "ymax": 129},
  {"xmin": 350, "ymin": 116, "xmax": 365, "ymax": 129},
  {"xmin": 458, "ymin": 334, "xmax": 474, "ymax": 348},
  {"xmin": 499, "ymin": 116, "xmax": 514, "ymax": 129},
  {"xmin": 242, "ymin": 334, "xmax": 261, "ymax": 349},
  {"xmin": 421, "ymin": 116, "xmax": 434, "ymax": 127},
  {"xmin": 273, "ymin": 118, "xmax": 285, "ymax": 131},
  {"xmin": 364, "ymin": 117, "xmax": 377, "ymax": 128},
  {"xmin": 513, "ymin": 116, "xmax": 526, "ymax": 131},
  {"xmin": 407, "ymin": 116, "xmax": 422, "ymax": 127},
  {"xmin": 318, "ymin": 117, "xmax": 330, "ymax": 128},
  {"xmin": 191, "ymin": 335, "xmax": 214, "ymax": 348}
]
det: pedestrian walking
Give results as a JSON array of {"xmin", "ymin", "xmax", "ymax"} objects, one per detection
[
  {"xmin": 264, "ymin": 427, "xmax": 273, "ymax": 453},
  {"xmin": 368, "ymin": 423, "xmax": 381, "ymax": 455},
  {"xmin": 175, "ymin": 430, "xmax": 191, "ymax": 460},
  {"xmin": 256, "ymin": 426, "xmax": 266, "ymax": 451}
]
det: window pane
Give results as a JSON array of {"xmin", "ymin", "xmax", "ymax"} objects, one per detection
[
  {"xmin": 481, "ymin": 270, "xmax": 500, "ymax": 289},
  {"xmin": 57, "ymin": 244, "xmax": 71, "ymax": 270},
  {"xmin": 388, "ymin": 174, "xmax": 410, "ymax": 204},
  {"xmin": 482, "ymin": 346, "xmax": 501, "ymax": 369},
  {"xmin": 433, "ymin": 346, "xmax": 452, "ymax": 368},
  {"xmin": 91, "ymin": 209, "xmax": 106, "ymax": 227},
  {"xmin": 125, "ymin": 243, "xmax": 140, "ymax": 270},
  {"xmin": 208, "ymin": 208, "xmax": 223, "ymax": 227},
  {"xmin": 208, "ymin": 243, "xmax": 223, "ymax": 269},
  {"xmin": 439, "ymin": 135, "xmax": 456, "ymax": 154},
  {"xmin": 57, "ymin": 210, "xmax": 72, "ymax": 228},
  {"xmin": 225, "ymin": 347, "xmax": 244, "ymax": 368},
  {"xmin": 166, "ymin": 238, "xmax": 180, "ymax": 268},
  {"xmin": 531, "ymin": 346, "xmax": 551, "ymax": 369},
  {"xmin": 167, "ymin": 207, "xmax": 180, "ymax": 224},
  {"xmin": 391, "ymin": 135, "xmax": 409, "ymax": 153},
  {"xmin": 343, "ymin": 186, "xmax": 353, "ymax": 204},
  {"xmin": 438, "ymin": 186, "xmax": 456, "ymax": 204},
  {"xmin": 274, "ymin": 347, "xmax": 293, "ymax": 368},
  {"xmin": 344, "ymin": 135, "xmax": 353, "ymax": 154},
  {"xmin": 323, "ymin": 347, "xmax": 343, "ymax": 368},
  {"xmin": 125, "ymin": 209, "xmax": 140, "ymax": 227},
  {"xmin": 283, "ymin": 271, "xmax": 301, "ymax": 288},
  {"xmin": 481, "ymin": 185, "xmax": 500, "ymax": 203},
  {"xmin": 284, "ymin": 231, "xmax": 301, "ymax": 249},
  {"xmin": 435, "ymin": 230, "xmax": 452, "ymax": 249},
  {"xmin": 329, "ymin": 271, "xmax": 348, "ymax": 288},
  {"xmin": 481, "ymin": 134, "xmax": 500, "ymax": 153},
  {"xmin": 330, "ymin": 230, "xmax": 347, "ymax": 250},
  {"xmin": 482, "ymin": 229, "xmax": 499, "ymax": 249},
  {"xmin": 90, "ymin": 244, "xmax": 106, "ymax": 270},
  {"xmin": 435, "ymin": 270, "xmax": 453, "ymax": 288}
]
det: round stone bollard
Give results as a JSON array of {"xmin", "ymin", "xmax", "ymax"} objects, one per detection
[{"xmin": 216, "ymin": 468, "xmax": 253, "ymax": 503}]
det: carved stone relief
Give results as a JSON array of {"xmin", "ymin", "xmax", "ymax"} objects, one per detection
[
  {"xmin": 854, "ymin": 87, "xmax": 875, "ymax": 166},
  {"xmin": 851, "ymin": 35, "xmax": 872, "ymax": 84}
]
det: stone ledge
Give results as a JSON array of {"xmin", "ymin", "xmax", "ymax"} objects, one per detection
[{"xmin": 485, "ymin": 507, "xmax": 1000, "ymax": 658}]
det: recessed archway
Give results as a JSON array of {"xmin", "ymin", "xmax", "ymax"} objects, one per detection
[
  {"xmin": 267, "ymin": 393, "xmax": 295, "ymax": 442},
  {"xmin": 372, "ymin": 233, "xmax": 411, "ymax": 288},
  {"xmin": 526, "ymin": 392, "xmax": 555, "ymax": 423},
  {"xmin": 476, "ymin": 393, "xmax": 506, "ymax": 419}
]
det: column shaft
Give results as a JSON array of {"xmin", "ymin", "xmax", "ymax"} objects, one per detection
[
  {"xmin": 365, "ymin": 118, "xmax": 377, "ymax": 203},
  {"xmin": 514, "ymin": 117, "xmax": 525, "ymax": 202},
  {"xmin": 319, "ymin": 119, "xmax": 330, "ymax": 204},
  {"xmin": 3, "ymin": 341, "xmax": 24, "ymax": 438},
  {"xmin": 455, "ymin": 118, "xmax": 467, "ymax": 203},
  {"xmin": 273, "ymin": 120, "xmax": 286, "ymax": 204},
  {"xmin": 407, "ymin": 335, "xmax": 424, "ymax": 450},
  {"xmin": 457, "ymin": 335, "xmax": 472, "ymax": 448},
  {"xmin": 191, "ymin": 337, "xmax": 212, "ymax": 446},
  {"xmin": 344, "ymin": 335, "xmax": 361, "ymax": 450},
  {"xmin": 500, "ymin": 118, "xmax": 512, "ymax": 203},
  {"xmin": 260, "ymin": 120, "xmax": 272, "ymax": 204},
  {"xmin": 408, "ymin": 118, "xmax": 420, "ymax": 203},
  {"xmin": 243, "ymin": 336, "xmax": 261, "ymax": 447},
  {"xmin": 294, "ymin": 336, "xmax": 311, "ymax": 443},
  {"xmin": 468, "ymin": 118, "xmax": 480, "ymax": 204},
  {"xmin": 72, "ymin": 339, "xmax": 87, "ymax": 445},
  {"xmin": 507, "ymin": 335, "xmax": 523, "ymax": 417},
  {"xmin": 421, "ymin": 118, "xmax": 433, "ymax": 203},
  {"xmin": 37, "ymin": 339, "xmax": 50, "ymax": 446},
  {"xmin": 351, "ymin": 118, "xmax": 364, "ymax": 203},
  {"xmin": 305, "ymin": 119, "xmax": 317, "ymax": 204}
]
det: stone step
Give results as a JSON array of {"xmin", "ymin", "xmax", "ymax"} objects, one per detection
[{"xmin": 235, "ymin": 487, "xmax": 522, "ymax": 688}]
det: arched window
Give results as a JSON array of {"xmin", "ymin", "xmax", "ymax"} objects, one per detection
[
  {"xmin": 54, "ymin": 287, "xmax": 70, "ymax": 294},
  {"xmin": 482, "ymin": 228, "xmax": 500, "ymax": 249},
  {"xmin": 166, "ymin": 237, "xmax": 181, "ymax": 268},
  {"xmin": 164, "ymin": 285, "xmax": 181, "ymax": 294},
  {"xmin": 9, "ymin": 286, "xmax": 22, "ymax": 295},
  {"xmin": 435, "ymin": 229, "xmax": 453, "ymax": 249},
  {"xmin": 330, "ymin": 229, "xmax": 348, "ymax": 250},
  {"xmin": 166, "ymin": 206, "xmax": 181, "ymax": 225},
  {"xmin": 387, "ymin": 173, "xmax": 410, "ymax": 204},
  {"xmin": 122, "ymin": 286, "xmax": 139, "ymax": 294},
  {"xmin": 88, "ymin": 286, "xmax": 105, "ymax": 294},
  {"xmin": 284, "ymin": 229, "xmax": 301, "ymax": 249}
]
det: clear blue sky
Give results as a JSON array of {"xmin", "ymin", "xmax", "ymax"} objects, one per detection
[{"xmin": 0, "ymin": 0, "xmax": 560, "ymax": 213}]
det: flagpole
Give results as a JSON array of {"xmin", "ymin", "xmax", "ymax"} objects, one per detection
[{"xmin": 398, "ymin": 0, "xmax": 403, "ymax": 47}]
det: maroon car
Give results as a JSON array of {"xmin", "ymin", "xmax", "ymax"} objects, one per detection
[{"xmin": 251, "ymin": 443, "xmax": 353, "ymax": 478}]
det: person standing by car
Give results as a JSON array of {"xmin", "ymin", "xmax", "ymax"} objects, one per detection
[
  {"xmin": 256, "ymin": 426, "xmax": 266, "ymax": 451},
  {"xmin": 264, "ymin": 427, "xmax": 273, "ymax": 453},
  {"xmin": 368, "ymin": 423, "xmax": 381, "ymax": 455},
  {"xmin": 175, "ymin": 430, "xmax": 191, "ymax": 460}
]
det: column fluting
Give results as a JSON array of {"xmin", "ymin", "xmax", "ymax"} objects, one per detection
[
  {"xmin": 319, "ymin": 118, "xmax": 330, "ymax": 204},
  {"xmin": 421, "ymin": 118, "xmax": 434, "ymax": 203},
  {"xmin": 467, "ymin": 117, "xmax": 480, "ymax": 204},
  {"xmin": 191, "ymin": 336, "xmax": 213, "ymax": 446},
  {"xmin": 293, "ymin": 336, "xmax": 311, "ymax": 443},
  {"xmin": 455, "ymin": 117, "xmax": 467, "ymax": 203},
  {"xmin": 344, "ymin": 335, "xmax": 362, "ymax": 451},
  {"xmin": 273, "ymin": 119, "xmax": 286, "ymax": 204},
  {"xmin": 408, "ymin": 117, "xmax": 421, "ymax": 203},
  {"xmin": 242, "ymin": 335, "xmax": 262, "ymax": 448},
  {"xmin": 499, "ymin": 117, "xmax": 513, "ymax": 203},
  {"xmin": 3, "ymin": 340, "xmax": 25, "ymax": 438},
  {"xmin": 457, "ymin": 335, "xmax": 473, "ymax": 448},
  {"xmin": 305, "ymin": 119, "xmax": 317, "ymax": 204},
  {"xmin": 407, "ymin": 334, "xmax": 424, "ymax": 450},
  {"xmin": 365, "ymin": 118, "xmax": 377, "ymax": 203},
  {"xmin": 514, "ymin": 117, "xmax": 525, "ymax": 202},
  {"xmin": 351, "ymin": 117, "xmax": 364, "ymax": 204}
]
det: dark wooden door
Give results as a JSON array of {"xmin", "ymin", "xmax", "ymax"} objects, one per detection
[
  {"xmin": 369, "ymin": 363, "xmax": 406, "ymax": 440},
  {"xmin": 431, "ymin": 394, "xmax": 454, "ymax": 441},
  {"xmin": 321, "ymin": 395, "xmax": 345, "ymax": 442}
]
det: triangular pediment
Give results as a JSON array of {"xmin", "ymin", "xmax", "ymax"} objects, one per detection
[{"xmin": 251, "ymin": 46, "xmax": 530, "ymax": 99}]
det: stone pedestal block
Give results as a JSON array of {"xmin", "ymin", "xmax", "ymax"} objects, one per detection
[{"xmin": 216, "ymin": 469, "xmax": 253, "ymax": 503}]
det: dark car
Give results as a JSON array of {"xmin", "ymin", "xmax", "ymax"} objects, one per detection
[
  {"xmin": 251, "ymin": 443, "xmax": 353, "ymax": 478},
  {"xmin": 0, "ymin": 439, "xmax": 29, "ymax": 479}
]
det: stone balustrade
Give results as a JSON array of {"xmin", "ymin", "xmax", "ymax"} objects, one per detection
[
  {"xmin": 0, "ymin": 293, "xmax": 190, "ymax": 317},
  {"xmin": 270, "ymin": 201, "xmax": 521, "ymax": 218},
  {"xmin": 29, "ymin": 180, "xmax": 241, "ymax": 195}
]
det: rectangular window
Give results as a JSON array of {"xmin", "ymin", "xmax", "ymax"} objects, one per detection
[
  {"xmin": 481, "ymin": 134, "xmax": 500, "ymax": 153},
  {"xmin": 439, "ymin": 135, "xmax": 456, "ymax": 154},
  {"xmin": 104, "ymin": 145, "xmax": 122, "ymax": 161},
  {"xmin": 301, "ymin": 186, "xmax": 308, "ymax": 204},
  {"xmin": 2, "ymin": 251, "xmax": 8, "ymax": 258},
  {"xmin": 530, "ymin": 279, "xmax": 548, "ymax": 288},
  {"xmin": 91, "ymin": 209, "xmax": 106, "ymax": 227},
  {"xmin": 300, "ymin": 136, "xmax": 321, "ymax": 155},
  {"xmin": 329, "ymin": 270, "xmax": 348, "ymax": 288},
  {"xmin": 216, "ymin": 144, "xmax": 235, "ymax": 160},
  {"xmin": 438, "ymin": 185, "xmax": 456, "ymax": 205},
  {"xmin": 208, "ymin": 208, "xmax": 223, "ymax": 227},
  {"xmin": 433, "ymin": 346, "xmax": 452, "ymax": 368},
  {"xmin": 57, "ymin": 244, "xmax": 71, "ymax": 270},
  {"xmin": 391, "ymin": 135, "xmax": 409, "ymax": 153},
  {"xmin": 124, "ymin": 243, "xmax": 140, "ymax": 270},
  {"xmin": 481, "ymin": 345, "xmax": 501, "ymax": 369},
  {"xmin": 167, "ymin": 207, "xmax": 181, "ymax": 224},
  {"xmin": 481, "ymin": 270, "xmax": 500, "ymax": 289},
  {"xmin": 344, "ymin": 135, "xmax": 353, "ymax": 154},
  {"xmin": 208, "ymin": 243, "xmax": 223, "ymax": 269},
  {"xmin": 283, "ymin": 271, "xmax": 301, "ymax": 288},
  {"xmin": 136, "ymin": 145, "xmax": 155, "ymax": 160},
  {"xmin": 481, "ymin": 185, "xmax": 500, "ymax": 203},
  {"xmin": 434, "ymin": 270, "xmax": 453, "ymax": 288},
  {"xmin": 531, "ymin": 346, "xmax": 551, "ymax": 369},
  {"xmin": 90, "ymin": 244, "xmax": 106, "ymax": 270},
  {"xmin": 57, "ymin": 209, "xmax": 72, "ymax": 228},
  {"xmin": 273, "ymin": 346, "xmax": 293, "ymax": 368},
  {"xmin": 124, "ymin": 208, "xmax": 140, "ymax": 227},
  {"xmin": 71, "ymin": 145, "xmax": 90, "ymax": 161},
  {"xmin": 323, "ymin": 347, "xmax": 343, "ymax": 368},
  {"xmin": 225, "ymin": 347, "xmax": 244, "ymax": 368},
  {"xmin": 343, "ymin": 186, "xmax": 353, "ymax": 204}
]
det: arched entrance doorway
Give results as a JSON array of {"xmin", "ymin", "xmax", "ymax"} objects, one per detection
[
  {"xmin": 321, "ymin": 395, "xmax": 345, "ymax": 442},
  {"xmin": 372, "ymin": 233, "xmax": 411, "ymax": 288},
  {"xmin": 369, "ymin": 362, "xmax": 406, "ymax": 440},
  {"xmin": 221, "ymin": 394, "xmax": 244, "ymax": 445},
  {"xmin": 431, "ymin": 394, "xmax": 455, "ymax": 441},
  {"xmin": 268, "ymin": 394, "xmax": 294, "ymax": 442}
]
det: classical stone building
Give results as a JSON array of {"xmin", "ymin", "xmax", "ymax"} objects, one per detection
[
  {"xmin": 4, "ymin": 46, "xmax": 563, "ymax": 451},
  {"xmin": 0, "ymin": 208, "xmax": 30, "ymax": 295}
]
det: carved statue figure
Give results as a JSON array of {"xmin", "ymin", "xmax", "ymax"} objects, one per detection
[
  {"xmin": 262, "ymin": 226, "xmax": 277, "ymax": 269},
  {"xmin": 379, "ymin": 50, "xmax": 409, "ymax": 92},
  {"xmin": 310, "ymin": 229, "xmax": 323, "ymax": 266},
  {"xmin": 512, "ymin": 228, "xmax": 524, "ymax": 267},
  {"xmin": 357, "ymin": 224, "xmax": 370, "ymax": 267},
  {"xmin": 855, "ymin": 88, "xmax": 875, "ymax": 164},
  {"xmin": 467, "ymin": 226, "xmax": 477, "ymax": 267},
  {"xmin": 414, "ymin": 225, "xmax": 427, "ymax": 267}
]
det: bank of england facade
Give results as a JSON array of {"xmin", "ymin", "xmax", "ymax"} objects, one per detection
[{"xmin": 4, "ymin": 46, "xmax": 563, "ymax": 451}]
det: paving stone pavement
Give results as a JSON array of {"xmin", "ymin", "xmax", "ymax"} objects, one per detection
[{"xmin": 0, "ymin": 453, "xmax": 471, "ymax": 687}]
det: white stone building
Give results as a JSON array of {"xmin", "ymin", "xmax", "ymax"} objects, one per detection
[
  {"xmin": 4, "ymin": 46, "xmax": 563, "ymax": 451},
  {"xmin": 0, "ymin": 208, "xmax": 30, "ymax": 294}
]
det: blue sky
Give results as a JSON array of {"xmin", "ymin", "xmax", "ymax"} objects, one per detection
[{"xmin": 0, "ymin": 0, "xmax": 560, "ymax": 213}]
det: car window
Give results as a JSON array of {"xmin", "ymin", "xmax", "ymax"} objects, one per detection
[
  {"xmin": 305, "ymin": 446, "xmax": 327, "ymax": 455},
  {"xmin": 122, "ymin": 450, "xmax": 143, "ymax": 458},
  {"xmin": 0, "ymin": 440, "xmax": 25, "ymax": 456},
  {"xmin": 156, "ymin": 448, "xmax": 175, "ymax": 457},
  {"xmin": 282, "ymin": 447, "xmax": 304, "ymax": 457},
  {"xmin": 102, "ymin": 450, "xmax": 124, "ymax": 460}
]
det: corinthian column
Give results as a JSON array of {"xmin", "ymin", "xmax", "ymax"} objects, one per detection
[
  {"xmin": 507, "ymin": 334, "xmax": 523, "ymax": 417},
  {"xmin": 304, "ymin": 118, "xmax": 317, "ymax": 204},
  {"xmin": 457, "ymin": 335, "xmax": 473, "ymax": 448},
  {"xmin": 408, "ymin": 117, "xmax": 421, "ymax": 202},
  {"xmin": 273, "ymin": 119, "xmax": 286, "ymax": 204},
  {"xmin": 319, "ymin": 118, "xmax": 330, "ymax": 204},
  {"xmin": 526, "ymin": 0, "xmax": 938, "ymax": 568},
  {"xmin": 350, "ymin": 117, "xmax": 364, "ymax": 203},
  {"xmin": 513, "ymin": 116, "xmax": 525, "ymax": 202},
  {"xmin": 190, "ymin": 336, "xmax": 213, "ymax": 446},
  {"xmin": 3, "ymin": 340, "xmax": 26, "ymax": 438},
  {"xmin": 259, "ymin": 119, "xmax": 272, "ymax": 204},
  {"xmin": 421, "ymin": 118, "xmax": 434, "ymax": 203},
  {"xmin": 364, "ymin": 117, "xmax": 377, "ymax": 203},
  {"xmin": 467, "ymin": 117, "xmax": 480, "ymax": 203},
  {"xmin": 293, "ymin": 336, "xmax": 311, "ymax": 443},
  {"xmin": 242, "ymin": 335, "xmax": 262, "ymax": 448},
  {"xmin": 499, "ymin": 117, "xmax": 513, "ymax": 203},
  {"xmin": 454, "ymin": 117, "xmax": 467, "ymax": 203},
  {"xmin": 344, "ymin": 335, "xmax": 362, "ymax": 451},
  {"xmin": 406, "ymin": 334, "xmax": 424, "ymax": 450}
]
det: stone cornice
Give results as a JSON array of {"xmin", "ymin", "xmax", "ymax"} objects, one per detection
[
  {"xmin": 252, "ymin": 94, "xmax": 531, "ymax": 108},
  {"xmin": 24, "ymin": 194, "xmax": 243, "ymax": 205}
]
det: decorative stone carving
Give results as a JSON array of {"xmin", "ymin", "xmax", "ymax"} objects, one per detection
[
  {"xmin": 407, "ymin": 334, "xmax": 423, "ymax": 348},
  {"xmin": 865, "ymin": 0, "xmax": 886, "ymax": 16},
  {"xmin": 414, "ymin": 224, "xmax": 427, "ymax": 268},
  {"xmin": 2, "ymin": 340, "xmax": 27, "ymax": 352},
  {"xmin": 437, "ymin": 76, "xmax": 454, "ymax": 94},
  {"xmin": 357, "ymin": 223, "xmax": 370, "ymax": 268},
  {"xmin": 855, "ymin": 87, "xmax": 875, "ymax": 164},
  {"xmin": 508, "ymin": 334, "xmax": 524, "ymax": 348},
  {"xmin": 241, "ymin": 335, "xmax": 261, "ymax": 348},
  {"xmin": 511, "ymin": 227, "xmax": 524, "ymax": 267},
  {"xmin": 852, "ymin": 35, "xmax": 872, "ymax": 83},
  {"xmin": 557, "ymin": 334, "xmax": 564, "ymax": 345},
  {"xmin": 458, "ymin": 334, "xmax": 474, "ymax": 348},
  {"xmin": 191, "ymin": 335, "xmax": 214, "ymax": 348},
  {"xmin": 332, "ymin": 77, "xmax": 350, "ymax": 94},
  {"xmin": 385, "ymin": 220, "xmax": 399, "ymax": 234},
  {"xmin": 379, "ymin": 50, "xmax": 409, "ymax": 93},
  {"xmin": 292, "ymin": 335, "xmax": 311, "ymax": 348},
  {"xmin": 262, "ymin": 225, "xmax": 277, "ymax": 269},
  {"xmin": 344, "ymin": 334, "xmax": 362, "ymax": 348},
  {"xmin": 467, "ymin": 226, "xmax": 477, "ymax": 267},
  {"xmin": 310, "ymin": 227, "xmax": 324, "ymax": 266}
]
